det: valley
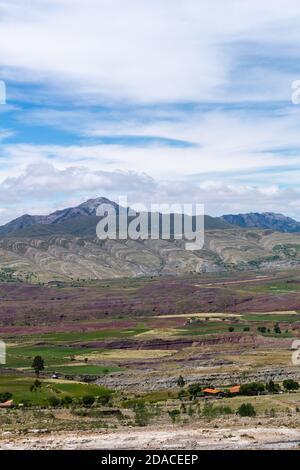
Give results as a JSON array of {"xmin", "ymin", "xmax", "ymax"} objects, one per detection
[{"xmin": 0, "ymin": 270, "xmax": 300, "ymax": 449}]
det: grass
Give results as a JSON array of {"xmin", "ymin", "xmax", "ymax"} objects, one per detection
[
  {"xmin": 216, "ymin": 390, "xmax": 300, "ymax": 413},
  {"xmin": 33, "ymin": 326, "xmax": 149, "ymax": 343},
  {"xmin": 5, "ymin": 345, "xmax": 96, "ymax": 369},
  {"xmin": 0, "ymin": 375, "xmax": 111, "ymax": 405},
  {"xmin": 242, "ymin": 313, "xmax": 300, "ymax": 322},
  {"xmin": 244, "ymin": 281, "xmax": 300, "ymax": 294},
  {"xmin": 49, "ymin": 365, "xmax": 123, "ymax": 375},
  {"xmin": 83, "ymin": 349, "xmax": 176, "ymax": 360},
  {"xmin": 179, "ymin": 322, "xmax": 248, "ymax": 336}
]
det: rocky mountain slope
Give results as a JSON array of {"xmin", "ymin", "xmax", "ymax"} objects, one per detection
[
  {"xmin": 1, "ymin": 200, "xmax": 300, "ymax": 282},
  {"xmin": 222, "ymin": 212, "xmax": 300, "ymax": 232}
]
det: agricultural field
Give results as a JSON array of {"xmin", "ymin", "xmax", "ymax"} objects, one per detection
[{"xmin": 1, "ymin": 269, "xmax": 300, "ymax": 448}]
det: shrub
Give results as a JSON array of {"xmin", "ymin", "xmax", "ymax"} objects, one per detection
[
  {"xmin": 97, "ymin": 393, "xmax": 112, "ymax": 406},
  {"xmin": 168, "ymin": 409, "xmax": 180, "ymax": 424},
  {"xmin": 257, "ymin": 326, "xmax": 267, "ymax": 334},
  {"xmin": 274, "ymin": 323, "xmax": 281, "ymax": 334},
  {"xmin": 48, "ymin": 396, "xmax": 61, "ymax": 407},
  {"xmin": 188, "ymin": 383, "xmax": 202, "ymax": 400},
  {"xmin": 30, "ymin": 379, "xmax": 42, "ymax": 392},
  {"xmin": 82, "ymin": 395, "xmax": 95, "ymax": 407},
  {"xmin": 202, "ymin": 402, "xmax": 232, "ymax": 418},
  {"xmin": 239, "ymin": 382, "xmax": 265, "ymax": 396},
  {"xmin": 0, "ymin": 392, "xmax": 12, "ymax": 403},
  {"xmin": 243, "ymin": 327, "xmax": 250, "ymax": 332},
  {"xmin": 283, "ymin": 379, "xmax": 299, "ymax": 391},
  {"xmin": 133, "ymin": 401, "xmax": 151, "ymax": 426},
  {"xmin": 228, "ymin": 327, "xmax": 235, "ymax": 332},
  {"xmin": 61, "ymin": 396, "xmax": 73, "ymax": 407},
  {"xmin": 266, "ymin": 380, "xmax": 280, "ymax": 393},
  {"xmin": 177, "ymin": 375, "xmax": 185, "ymax": 388},
  {"xmin": 177, "ymin": 389, "xmax": 186, "ymax": 400},
  {"xmin": 237, "ymin": 403, "xmax": 256, "ymax": 417}
]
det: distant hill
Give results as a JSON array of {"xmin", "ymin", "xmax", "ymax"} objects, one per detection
[
  {"xmin": 1, "ymin": 200, "xmax": 300, "ymax": 282},
  {"xmin": 0, "ymin": 197, "xmax": 115, "ymax": 237},
  {"xmin": 0, "ymin": 197, "xmax": 232, "ymax": 238},
  {"xmin": 221, "ymin": 212, "xmax": 300, "ymax": 233}
]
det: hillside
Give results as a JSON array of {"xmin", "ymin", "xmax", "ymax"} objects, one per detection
[
  {"xmin": 222, "ymin": 212, "xmax": 300, "ymax": 233},
  {"xmin": 1, "ymin": 200, "xmax": 300, "ymax": 282}
]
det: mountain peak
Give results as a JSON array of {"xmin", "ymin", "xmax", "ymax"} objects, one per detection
[{"xmin": 0, "ymin": 197, "xmax": 118, "ymax": 236}]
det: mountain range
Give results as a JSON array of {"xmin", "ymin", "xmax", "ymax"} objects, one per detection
[
  {"xmin": 221, "ymin": 212, "xmax": 300, "ymax": 233},
  {"xmin": 1, "ymin": 200, "xmax": 300, "ymax": 237},
  {"xmin": 0, "ymin": 198, "xmax": 300, "ymax": 282}
]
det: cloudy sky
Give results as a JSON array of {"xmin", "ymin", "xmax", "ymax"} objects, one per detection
[{"xmin": 1, "ymin": 0, "xmax": 300, "ymax": 224}]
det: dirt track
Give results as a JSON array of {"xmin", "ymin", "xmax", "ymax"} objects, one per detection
[{"xmin": 1, "ymin": 425, "xmax": 300, "ymax": 450}]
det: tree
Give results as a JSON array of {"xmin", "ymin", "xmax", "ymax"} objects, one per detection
[
  {"xmin": 237, "ymin": 403, "xmax": 256, "ymax": 417},
  {"xmin": 61, "ymin": 396, "xmax": 73, "ymax": 407},
  {"xmin": 168, "ymin": 409, "xmax": 180, "ymax": 424},
  {"xmin": 188, "ymin": 383, "xmax": 202, "ymax": 400},
  {"xmin": 30, "ymin": 379, "xmax": 42, "ymax": 392},
  {"xmin": 48, "ymin": 396, "xmax": 60, "ymax": 407},
  {"xmin": 228, "ymin": 326, "xmax": 235, "ymax": 332},
  {"xmin": 32, "ymin": 355, "xmax": 44, "ymax": 377},
  {"xmin": 0, "ymin": 392, "xmax": 12, "ymax": 403},
  {"xmin": 177, "ymin": 375, "xmax": 185, "ymax": 388},
  {"xmin": 82, "ymin": 395, "xmax": 95, "ymax": 407},
  {"xmin": 274, "ymin": 323, "xmax": 281, "ymax": 334},
  {"xmin": 266, "ymin": 380, "xmax": 280, "ymax": 394},
  {"xmin": 257, "ymin": 326, "xmax": 267, "ymax": 334},
  {"xmin": 133, "ymin": 401, "xmax": 151, "ymax": 426},
  {"xmin": 283, "ymin": 379, "xmax": 299, "ymax": 391},
  {"xmin": 239, "ymin": 382, "xmax": 265, "ymax": 396}
]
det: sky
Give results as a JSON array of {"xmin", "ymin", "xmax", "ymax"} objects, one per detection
[{"xmin": 1, "ymin": 0, "xmax": 300, "ymax": 224}]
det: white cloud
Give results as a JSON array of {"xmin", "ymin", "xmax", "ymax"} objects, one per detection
[
  {"xmin": 1, "ymin": 0, "xmax": 300, "ymax": 103},
  {"xmin": 0, "ymin": 161, "xmax": 300, "ymax": 225},
  {"xmin": 1, "ymin": 1, "xmax": 300, "ymax": 223}
]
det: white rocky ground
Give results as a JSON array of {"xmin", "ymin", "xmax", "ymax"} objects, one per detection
[{"xmin": 1, "ymin": 425, "xmax": 300, "ymax": 450}]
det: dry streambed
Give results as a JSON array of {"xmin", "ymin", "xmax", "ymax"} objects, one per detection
[{"xmin": 1, "ymin": 426, "xmax": 300, "ymax": 450}]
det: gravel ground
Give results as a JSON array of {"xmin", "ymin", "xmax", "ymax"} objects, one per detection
[{"xmin": 1, "ymin": 425, "xmax": 300, "ymax": 450}]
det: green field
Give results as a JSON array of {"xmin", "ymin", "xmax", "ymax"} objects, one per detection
[{"xmin": 0, "ymin": 376, "xmax": 112, "ymax": 405}]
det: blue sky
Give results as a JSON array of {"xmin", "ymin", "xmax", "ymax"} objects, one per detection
[{"xmin": 1, "ymin": 0, "xmax": 300, "ymax": 224}]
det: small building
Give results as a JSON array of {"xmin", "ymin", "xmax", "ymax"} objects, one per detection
[
  {"xmin": 202, "ymin": 388, "xmax": 223, "ymax": 396},
  {"xmin": 229, "ymin": 385, "xmax": 240, "ymax": 394}
]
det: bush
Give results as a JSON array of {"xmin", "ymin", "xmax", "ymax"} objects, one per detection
[
  {"xmin": 257, "ymin": 326, "xmax": 267, "ymax": 334},
  {"xmin": 177, "ymin": 375, "xmax": 185, "ymax": 388},
  {"xmin": 239, "ymin": 382, "xmax": 265, "ymax": 396},
  {"xmin": 283, "ymin": 379, "xmax": 299, "ymax": 391},
  {"xmin": 0, "ymin": 392, "xmax": 13, "ymax": 403},
  {"xmin": 266, "ymin": 380, "xmax": 280, "ymax": 393},
  {"xmin": 48, "ymin": 396, "xmax": 61, "ymax": 407},
  {"xmin": 274, "ymin": 323, "xmax": 281, "ymax": 334},
  {"xmin": 168, "ymin": 409, "xmax": 180, "ymax": 424},
  {"xmin": 202, "ymin": 402, "xmax": 232, "ymax": 418},
  {"xmin": 243, "ymin": 327, "xmax": 250, "ymax": 332},
  {"xmin": 61, "ymin": 396, "xmax": 73, "ymax": 407},
  {"xmin": 97, "ymin": 392, "xmax": 112, "ymax": 406},
  {"xmin": 133, "ymin": 401, "xmax": 151, "ymax": 426},
  {"xmin": 177, "ymin": 390, "xmax": 187, "ymax": 400},
  {"xmin": 30, "ymin": 379, "xmax": 42, "ymax": 392},
  {"xmin": 228, "ymin": 327, "xmax": 235, "ymax": 332},
  {"xmin": 237, "ymin": 403, "xmax": 256, "ymax": 417},
  {"xmin": 82, "ymin": 395, "xmax": 95, "ymax": 407},
  {"xmin": 188, "ymin": 383, "xmax": 202, "ymax": 400}
]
